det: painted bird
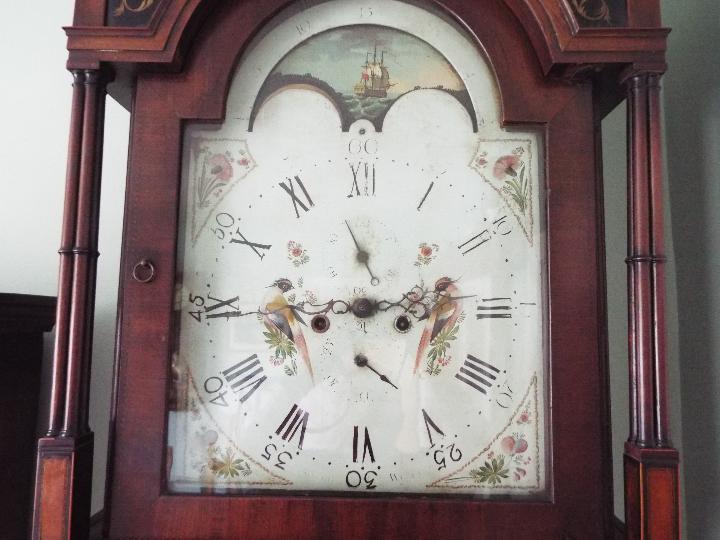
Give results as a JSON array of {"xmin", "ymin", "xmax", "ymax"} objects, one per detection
[
  {"xmin": 263, "ymin": 278, "xmax": 314, "ymax": 381},
  {"xmin": 414, "ymin": 277, "xmax": 463, "ymax": 375}
]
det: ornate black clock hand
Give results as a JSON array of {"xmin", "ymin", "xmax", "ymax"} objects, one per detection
[
  {"xmin": 354, "ymin": 354, "xmax": 399, "ymax": 390},
  {"xmin": 344, "ymin": 220, "xmax": 380, "ymax": 286}
]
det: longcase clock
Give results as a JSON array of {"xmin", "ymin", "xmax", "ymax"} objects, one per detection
[{"xmin": 33, "ymin": 1, "xmax": 679, "ymax": 539}]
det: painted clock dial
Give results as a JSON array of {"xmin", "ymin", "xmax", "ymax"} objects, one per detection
[{"xmin": 167, "ymin": 0, "xmax": 548, "ymax": 497}]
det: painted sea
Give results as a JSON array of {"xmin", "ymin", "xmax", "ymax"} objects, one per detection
[{"xmin": 341, "ymin": 94, "xmax": 396, "ymax": 123}]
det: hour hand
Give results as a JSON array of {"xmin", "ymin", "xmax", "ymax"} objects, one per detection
[{"xmin": 354, "ymin": 354, "xmax": 398, "ymax": 390}]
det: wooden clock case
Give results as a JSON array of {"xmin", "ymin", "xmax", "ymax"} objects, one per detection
[{"xmin": 32, "ymin": 1, "xmax": 679, "ymax": 539}]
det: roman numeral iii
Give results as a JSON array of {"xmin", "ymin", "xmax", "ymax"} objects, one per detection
[{"xmin": 476, "ymin": 297, "xmax": 512, "ymax": 319}]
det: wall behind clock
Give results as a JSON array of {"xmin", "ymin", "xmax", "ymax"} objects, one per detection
[
  {"xmin": 0, "ymin": 1, "xmax": 715, "ymax": 536},
  {"xmin": 0, "ymin": 1, "xmax": 129, "ymax": 516},
  {"xmin": 661, "ymin": 0, "xmax": 720, "ymax": 537}
]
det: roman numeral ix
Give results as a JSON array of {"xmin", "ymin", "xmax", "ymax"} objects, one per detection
[{"xmin": 455, "ymin": 354, "xmax": 501, "ymax": 395}]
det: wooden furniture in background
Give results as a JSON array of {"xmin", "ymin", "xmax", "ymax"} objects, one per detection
[
  {"xmin": 0, "ymin": 294, "xmax": 56, "ymax": 540},
  {"xmin": 32, "ymin": 1, "xmax": 679, "ymax": 538}
]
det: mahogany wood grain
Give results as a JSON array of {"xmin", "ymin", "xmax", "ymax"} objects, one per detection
[
  {"xmin": 624, "ymin": 446, "xmax": 680, "ymax": 540},
  {"xmin": 627, "ymin": 0, "xmax": 662, "ymax": 27},
  {"xmin": 33, "ymin": 435, "xmax": 94, "ymax": 540}
]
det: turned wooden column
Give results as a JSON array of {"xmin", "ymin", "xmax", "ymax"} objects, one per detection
[
  {"xmin": 623, "ymin": 71, "xmax": 680, "ymax": 540},
  {"xmin": 32, "ymin": 68, "xmax": 108, "ymax": 540}
]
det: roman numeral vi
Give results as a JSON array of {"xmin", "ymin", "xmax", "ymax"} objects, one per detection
[{"xmin": 352, "ymin": 426, "xmax": 376, "ymax": 463}]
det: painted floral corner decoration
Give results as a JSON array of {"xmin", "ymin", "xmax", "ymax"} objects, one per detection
[
  {"xmin": 465, "ymin": 434, "xmax": 532, "ymax": 484},
  {"xmin": 263, "ymin": 324, "xmax": 298, "ymax": 376},
  {"xmin": 414, "ymin": 243, "xmax": 439, "ymax": 267},
  {"xmin": 471, "ymin": 139, "xmax": 534, "ymax": 245},
  {"xmin": 429, "ymin": 374, "xmax": 540, "ymax": 491},
  {"xmin": 287, "ymin": 240, "xmax": 310, "ymax": 267},
  {"xmin": 208, "ymin": 446, "xmax": 252, "ymax": 479},
  {"xmin": 169, "ymin": 376, "xmax": 293, "ymax": 489},
  {"xmin": 197, "ymin": 152, "xmax": 233, "ymax": 208},
  {"xmin": 494, "ymin": 149, "xmax": 529, "ymax": 213},
  {"xmin": 425, "ymin": 312, "xmax": 466, "ymax": 376},
  {"xmin": 190, "ymin": 137, "xmax": 256, "ymax": 245}
]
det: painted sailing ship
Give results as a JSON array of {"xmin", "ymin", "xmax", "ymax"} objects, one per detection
[{"xmin": 354, "ymin": 45, "xmax": 395, "ymax": 98}]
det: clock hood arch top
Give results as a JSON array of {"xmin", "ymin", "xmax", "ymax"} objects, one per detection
[
  {"xmin": 125, "ymin": 0, "xmax": 578, "ymax": 127},
  {"xmin": 67, "ymin": 0, "xmax": 667, "ymax": 88}
]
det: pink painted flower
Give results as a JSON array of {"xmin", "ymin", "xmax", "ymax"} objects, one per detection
[
  {"xmin": 500, "ymin": 435, "xmax": 528, "ymax": 455},
  {"xmin": 476, "ymin": 158, "xmax": 488, "ymax": 167},
  {"xmin": 493, "ymin": 155, "xmax": 521, "ymax": 180},
  {"xmin": 287, "ymin": 241, "xmax": 309, "ymax": 267},
  {"xmin": 414, "ymin": 243, "xmax": 439, "ymax": 267},
  {"xmin": 517, "ymin": 410, "xmax": 531, "ymax": 424},
  {"xmin": 238, "ymin": 158, "xmax": 250, "ymax": 167},
  {"xmin": 208, "ymin": 154, "xmax": 233, "ymax": 182},
  {"xmin": 438, "ymin": 356, "xmax": 452, "ymax": 367},
  {"xmin": 500, "ymin": 436, "xmax": 516, "ymax": 454},
  {"xmin": 514, "ymin": 467, "xmax": 527, "ymax": 481},
  {"xmin": 514, "ymin": 438, "xmax": 528, "ymax": 453},
  {"xmin": 268, "ymin": 355, "xmax": 284, "ymax": 367}
]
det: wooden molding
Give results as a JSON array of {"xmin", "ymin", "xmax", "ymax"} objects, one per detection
[
  {"xmin": 0, "ymin": 294, "xmax": 56, "ymax": 334},
  {"xmin": 63, "ymin": 0, "xmax": 668, "ymax": 74}
]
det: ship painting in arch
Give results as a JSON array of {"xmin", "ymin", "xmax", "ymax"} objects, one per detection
[
  {"xmin": 354, "ymin": 44, "xmax": 395, "ymax": 98},
  {"xmin": 248, "ymin": 25, "xmax": 478, "ymax": 132}
]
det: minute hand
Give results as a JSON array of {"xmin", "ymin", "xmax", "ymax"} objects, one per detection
[{"xmin": 344, "ymin": 221, "xmax": 380, "ymax": 286}]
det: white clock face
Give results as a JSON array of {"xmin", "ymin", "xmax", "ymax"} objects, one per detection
[{"xmin": 167, "ymin": 0, "xmax": 547, "ymax": 498}]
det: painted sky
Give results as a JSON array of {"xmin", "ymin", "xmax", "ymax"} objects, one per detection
[{"xmin": 273, "ymin": 25, "xmax": 465, "ymax": 96}]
